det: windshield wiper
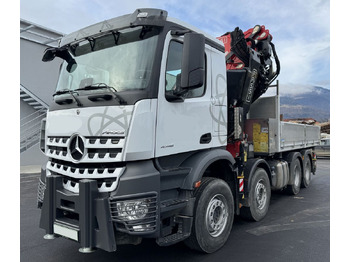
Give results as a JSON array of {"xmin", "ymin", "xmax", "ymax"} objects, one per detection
[
  {"xmin": 53, "ymin": 89, "xmax": 83, "ymax": 106},
  {"xmin": 76, "ymin": 84, "xmax": 127, "ymax": 104}
]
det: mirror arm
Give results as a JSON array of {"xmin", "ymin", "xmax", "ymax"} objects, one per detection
[
  {"xmin": 42, "ymin": 46, "xmax": 77, "ymax": 72},
  {"xmin": 170, "ymin": 29, "xmax": 191, "ymax": 36},
  {"xmin": 165, "ymin": 92, "xmax": 184, "ymax": 102},
  {"xmin": 86, "ymin": 37, "xmax": 96, "ymax": 51}
]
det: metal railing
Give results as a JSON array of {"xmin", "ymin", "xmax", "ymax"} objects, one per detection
[
  {"xmin": 20, "ymin": 84, "xmax": 49, "ymax": 109},
  {"xmin": 20, "ymin": 109, "xmax": 47, "ymax": 153},
  {"xmin": 20, "ymin": 85, "xmax": 49, "ymax": 153}
]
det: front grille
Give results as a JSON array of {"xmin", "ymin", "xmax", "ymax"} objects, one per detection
[
  {"xmin": 46, "ymin": 136, "xmax": 125, "ymax": 163},
  {"xmin": 46, "ymin": 159, "xmax": 125, "ymax": 179},
  {"xmin": 46, "ymin": 160, "xmax": 125, "ymax": 193},
  {"xmin": 109, "ymin": 194, "xmax": 158, "ymax": 233},
  {"xmin": 45, "ymin": 135, "xmax": 126, "ymax": 194},
  {"xmin": 60, "ymin": 175, "xmax": 118, "ymax": 194}
]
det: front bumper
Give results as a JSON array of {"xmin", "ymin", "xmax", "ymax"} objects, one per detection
[
  {"xmin": 39, "ymin": 175, "xmax": 117, "ymax": 252},
  {"xmin": 38, "ymin": 160, "xmax": 161, "ymax": 252}
]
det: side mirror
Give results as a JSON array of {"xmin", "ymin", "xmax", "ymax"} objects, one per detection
[
  {"xmin": 42, "ymin": 46, "xmax": 77, "ymax": 73},
  {"xmin": 179, "ymin": 33, "xmax": 205, "ymax": 89},
  {"xmin": 42, "ymin": 47, "xmax": 56, "ymax": 62}
]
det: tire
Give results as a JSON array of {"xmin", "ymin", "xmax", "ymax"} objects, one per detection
[
  {"xmin": 301, "ymin": 155, "xmax": 312, "ymax": 188},
  {"xmin": 240, "ymin": 168, "xmax": 271, "ymax": 221},
  {"xmin": 286, "ymin": 157, "xmax": 302, "ymax": 195},
  {"xmin": 184, "ymin": 177, "xmax": 234, "ymax": 253}
]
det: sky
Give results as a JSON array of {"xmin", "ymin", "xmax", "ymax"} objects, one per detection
[{"xmin": 20, "ymin": 0, "xmax": 330, "ymax": 95}]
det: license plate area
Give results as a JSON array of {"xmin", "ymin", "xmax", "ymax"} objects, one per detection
[{"xmin": 54, "ymin": 223, "xmax": 79, "ymax": 241}]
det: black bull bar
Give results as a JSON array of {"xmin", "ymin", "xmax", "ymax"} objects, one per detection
[{"xmin": 39, "ymin": 175, "xmax": 117, "ymax": 252}]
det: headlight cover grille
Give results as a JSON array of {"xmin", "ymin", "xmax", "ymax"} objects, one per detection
[{"xmin": 109, "ymin": 193, "xmax": 158, "ymax": 233}]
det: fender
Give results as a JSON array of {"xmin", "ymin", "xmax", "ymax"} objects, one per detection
[{"xmin": 180, "ymin": 148, "xmax": 236, "ymax": 190}]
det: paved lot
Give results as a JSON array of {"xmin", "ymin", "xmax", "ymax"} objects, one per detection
[{"xmin": 20, "ymin": 159, "xmax": 330, "ymax": 262}]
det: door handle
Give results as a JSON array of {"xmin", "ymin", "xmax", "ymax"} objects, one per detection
[{"xmin": 200, "ymin": 133, "xmax": 212, "ymax": 144}]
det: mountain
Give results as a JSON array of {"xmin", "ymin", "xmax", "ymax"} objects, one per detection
[{"xmin": 280, "ymin": 86, "xmax": 330, "ymax": 122}]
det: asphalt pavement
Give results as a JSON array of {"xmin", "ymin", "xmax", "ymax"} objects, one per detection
[{"xmin": 20, "ymin": 159, "xmax": 330, "ymax": 262}]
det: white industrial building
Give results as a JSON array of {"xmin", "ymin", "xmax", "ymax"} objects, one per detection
[{"xmin": 20, "ymin": 19, "xmax": 64, "ymax": 169}]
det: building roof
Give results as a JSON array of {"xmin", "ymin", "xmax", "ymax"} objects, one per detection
[{"xmin": 20, "ymin": 19, "xmax": 65, "ymax": 47}]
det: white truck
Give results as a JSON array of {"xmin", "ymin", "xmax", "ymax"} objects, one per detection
[{"xmin": 37, "ymin": 8, "xmax": 320, "ymax": 254}]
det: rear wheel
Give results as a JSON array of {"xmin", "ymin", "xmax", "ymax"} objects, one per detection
[
  {"xmin": 184, "ymin": 177, "xmax": 234, "ymax": 253},
  {"xmin": 286, "ymin": 157, "xmax": 302, "ymax": 195},
  {"xmin": 301, "ymin": 156, "xmax": 312, "ymax": 188},
  {"xmin": 241, "ymin": 168, "xmax": 271, "ymax": 221}
]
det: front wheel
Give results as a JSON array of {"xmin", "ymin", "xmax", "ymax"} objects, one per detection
[{"xmin": 184, "ymin": 177, "xmax": 234, "ymax": 253}]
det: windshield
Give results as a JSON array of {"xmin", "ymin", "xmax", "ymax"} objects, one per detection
[{"xmin": 56, "ymin": 26, "xmax": 159, "ymax": 94}]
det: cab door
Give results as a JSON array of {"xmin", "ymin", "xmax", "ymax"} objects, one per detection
[
  {"xmin": 210, "ymin": 46, "xmax": 228, "ymax": 147},
  {"xmin": 155, "ymin": 33, "xmax": 213, "ymax": 157}
]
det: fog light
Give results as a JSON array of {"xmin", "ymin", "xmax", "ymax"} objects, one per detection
[
  {"xmin": 116, "ymin": 199, "xmax": 150, "ymax": 221},
  {"xmin": 132, "ymin": 224, "xmax": 153, "ymax": 232}
]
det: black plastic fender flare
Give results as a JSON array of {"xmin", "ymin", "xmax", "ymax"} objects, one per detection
[{"xmin": 180, "ymin": 148, "xmax": 236, "ymax": 190}]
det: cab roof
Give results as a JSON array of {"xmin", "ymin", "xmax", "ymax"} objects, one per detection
[{"xmin": 59, "ymin": 8, "xmax": 223, "ymax": 51}]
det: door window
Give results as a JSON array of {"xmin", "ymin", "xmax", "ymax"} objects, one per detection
[{"xmin": 165, "ymin": 40, "xmax": 205, "ymax": 98}]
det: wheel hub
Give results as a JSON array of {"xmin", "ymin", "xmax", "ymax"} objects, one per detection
[
  {"xmin": 255, "ymin": 179, "xmax": 267, "ymax": 210},
  {"xmin": 205, "ymin": 194, "xmax": 228, "ymax": 237}
]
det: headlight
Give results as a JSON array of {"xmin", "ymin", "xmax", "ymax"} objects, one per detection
[
  {"xmin": 110, "ymin": 194, "xmax": 158, "ymax": 233},
  {"xmin": 116, "ymin": 198, "xmax": 151, "ymax": 221}
]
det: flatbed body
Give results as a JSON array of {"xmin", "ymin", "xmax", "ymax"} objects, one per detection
[{"xmin": 246, "ymin": 91, "xmax": 320, "ymax": 155}]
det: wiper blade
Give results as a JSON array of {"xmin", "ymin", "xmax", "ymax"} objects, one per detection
[
  {"xmin": 53, "ymin": 89, "xmax": 70, "ymax": 96},
  {"xmin": 53, "ymin": 89, "xmax": 83, "ymax": 107},
  {"xmin": 77, "ymin": 84, "xmax": 127, "ymax": 104}
]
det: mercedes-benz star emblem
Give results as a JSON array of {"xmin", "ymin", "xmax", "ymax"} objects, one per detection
[{"xmin": 69, "ymin": 134, "xmax": 85, "ymax": 161}]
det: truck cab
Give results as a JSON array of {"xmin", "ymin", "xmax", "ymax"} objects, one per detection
[{"xmin": 38, "ymin": 8, "xmax": 232, "ymax": 253}]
